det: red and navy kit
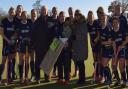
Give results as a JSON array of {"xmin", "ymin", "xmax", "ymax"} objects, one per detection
[
  {"xmin": 99, "ymin": 26, "xmax": 113, "ymax": 58},
  {"xmin": 111, "ymin": 29, "xmax": 127, "ymax": 59},
  {"xmin": 1, "ymin": 18, "xmax": 17, "ymax": 56},
  {"xmin": 17, "ymin": 20, "xmax": 32, "ymax": 53}
]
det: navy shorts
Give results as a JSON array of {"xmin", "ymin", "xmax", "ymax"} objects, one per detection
[
  {"xmin": 101, "ymin": 46, "xmax": 114, "ymax": 59},
  {"xmin": 2, "ymin": 44, "xmax": 16, "ymax": 56},
  {"xmin": 91, "ymin": 43, "xmax": 101, "ymax": 53},
  {"xmin": 18, "ymin": 41, "xmax": 32, "ymax": 53},
  {"xmin": 125, "ymin": 47, "xmax": 128, "ymax": 59},
  {"xmin": 118, "ymin": 47, "xmax": 126, "ymax": 59}
]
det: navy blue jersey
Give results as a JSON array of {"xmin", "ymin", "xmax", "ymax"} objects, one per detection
[
  {"xmin": 87, "ymin": 21, "xmax": 98, "ymax": 43},
  {"xmin": 54, "ymin": 21, "xmax": 64, "ymax": 38},
  {"xmin": 14, "ymin": 16, "xmax": 21, "ymax": 30},
  {"xmin": 17, "ymin": 20, "xmax": 31, "ymax": 40},
  {"xmin": 111, "ymin": 29, "xmax": 126, "ymax": 47},
  {"xmin": 1, "ymin": 18, "xmax": 16, "ymax": 40},
  {"xmin": 94, "ymin": 19, "xmax": 101, "ymax": 31},
  {"xmin": 27, "ymin": 19, "xmax": 36, "ymax": 30},
  {"xmin": 47, "ymin": 16, "xmax": 58, "ymax": 29},
  {"xmin": 99, "ymin": 26, "xmax": 111, "ymax": 42},
  {"xmin": 119, "ymin": 15, "xmax": 127, "ymax": 31}
]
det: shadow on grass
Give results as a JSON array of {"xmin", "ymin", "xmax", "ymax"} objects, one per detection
[{"xmin": 0, "ymin": 77, "xmax": 127, "ymax": 89}]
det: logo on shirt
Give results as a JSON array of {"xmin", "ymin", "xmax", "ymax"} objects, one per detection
[
  {"xmin": 21, "ymin": 30, "xmax": 29, "ymax": 33},
  {"xmin": 6, "ymin": 28, "xmax": 14, "ymax": 31}
]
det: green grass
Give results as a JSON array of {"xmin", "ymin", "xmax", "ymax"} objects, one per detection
[{"xmin": 0, "ymin": 35, "xmax": 127, "ymax": 89}]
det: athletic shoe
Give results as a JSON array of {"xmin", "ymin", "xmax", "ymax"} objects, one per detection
[
  {"xmin": 125, "ymin": 81, "xmax": 128, "ymax": 87},
  {"xmin": 30, "ymin": 76, "xmax": 35, "ymax": 82}
]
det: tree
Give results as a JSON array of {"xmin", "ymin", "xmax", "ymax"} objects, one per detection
[
  {"xmin": 32, "ymin": 0, "xmax": 42, "ymax": 16},
  {"xmin": 0, "ymin": 8, "xmax": 7, "ymax": 16},
  {"xmin": 108, "ymin": 0, "xmax": 128, "ymax": 14},
  {"xmin": 0, "ymin": 8, "xmax": 7, "ymax": 20}
]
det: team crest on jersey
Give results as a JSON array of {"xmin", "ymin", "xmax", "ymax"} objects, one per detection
[
  {"xmin": 115, "ymin": 38, "xmax": 122, "ymax": 42},
  {"xmin": 21, "ymin": 30, "xmax": 29, "ymax": 33}
]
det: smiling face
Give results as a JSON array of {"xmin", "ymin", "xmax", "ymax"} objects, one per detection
[
  {"xmin": 31, "ymin": 9, "xmax": 37, "ymax": 20},
  {"xmin": 97, "ymin": 7, "xmax": 104, "ymax": 19},
  {"xmin": 100, "ymin": 14, "xmax": 107, "ymax": 27},
  {"xmin": 112, "ymin": 18, "xmax": 120, "ymax": 31},
  {"xmin": 59, "ymin": 11, "xmax": 65, "ymax": 23},
  {"xmin": 87, "ymin": 11, "xmax": 94, "ymax": 24},
  {"xmin": 21, "ymin": 11, "xmax": 27, "ymax": 21},
  {"xmin": 41, "ymin": 6, "xmax": 48, "ymax": 16},
  {"xmin": 52, "ymin": 7, "xmax": 58, "ymax": 16},
  {"xmin": 16, "ymin": 5, "xmax": 23, "ymax": 16},
  {"xmin": 8, "ymin": 7, "xmax": 15, "ymax": 18}
]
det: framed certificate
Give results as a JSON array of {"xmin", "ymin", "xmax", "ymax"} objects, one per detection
[{"xmin": 40, "ymin": 38, "xmax": 65, "ymax": 75}]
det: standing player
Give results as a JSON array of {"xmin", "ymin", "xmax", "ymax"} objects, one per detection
[
  {"xmin": 14, "ymin": 5, "xmax": 23, "ymax": 27},
  {"xmin": 0, "ymin": 7, "xmax": 17, "ymax": 84},
  {"xmin": 29, "ymin": 9, "xmax": 38, "ymax": 82},
  {"xmin": 95, "ymin": 7, "xmax": 105, "ymax": 82},
  {"xmin": 17, "ymin": 11, "xmax": 31, "ymax": 84},
  {"xmin": 87, "ymin": 11, "xmax": 100, "ymax": 83},
  {"xmin": 13, "ymin": 5, "xmax": 23, "ymax": 80},
  {"xmin": 99, "ymin": 14, "xmax": 113, "ymax": 86},
  {"xmin": 111, "ymin": 17, "xmax": 128, "ymax": 86},
  {"xmin": 109, "ymin": 4, "xmax": 128, "ymax": 83},
  {"xmin": 127, "ymin": 24, "xmax": 128, "ymax": 86}
]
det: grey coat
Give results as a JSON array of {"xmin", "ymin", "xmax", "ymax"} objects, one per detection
[{"xmin": 72, "ymin": 21, "xmax": 88, "ymax": 61}]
